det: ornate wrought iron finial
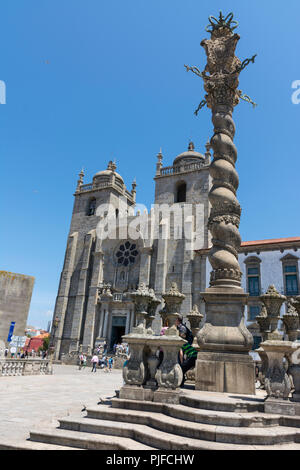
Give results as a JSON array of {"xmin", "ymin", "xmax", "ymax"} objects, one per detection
[{"xmin": 206, "ymin": 11, "xmax": 239, "ymax": 35}]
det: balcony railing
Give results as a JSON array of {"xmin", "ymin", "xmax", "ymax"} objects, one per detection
[
  {"xmin": 77, "ymin": 181, "xmax": 134, "ymax": 202},
  {"xmin": 159, "ymin": 161, "xmax": 205, "ymax": 177}
]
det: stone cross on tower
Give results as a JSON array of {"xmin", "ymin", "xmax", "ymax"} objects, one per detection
[{"xmin": 185, "ymin": 12, "xmax": 257, "ymax": 395}]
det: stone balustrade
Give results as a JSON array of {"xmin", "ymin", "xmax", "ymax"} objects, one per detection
[
  {"xmin": 77, "ymin": 181, "xmax": 134, "ymax": 202},
  {"xmin": 159, "ymin": 161, "xmax": 205, "ymax": 177},
  {"xmin": 120, "ymin": 282, "xmax": 187, "ymax": 404},
  {"xmin": 120, "ymin": 332, "xmax": 185, "ymax": 404},
  {"xmin": 255, "ymin": 286, "xmax": 300, "ymax": 414},
  {"xmin": 0, "ymin": 359, "xmax": 52, "ymax": 377}
]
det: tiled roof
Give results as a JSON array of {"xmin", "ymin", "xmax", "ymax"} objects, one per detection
[
  {"xmin": 195, "ymin": 237, "xmax": 300, "ymax": 254},
  {"xmin": 241, "ymin": 237, "xmax": 300, "ymax": 247}
]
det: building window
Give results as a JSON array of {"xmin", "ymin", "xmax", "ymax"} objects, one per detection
[
  {"xmin": 247, "ymin": 267, "xmax": 260, "ymax": 296},
  {"xmin": 115, "ymin": 241, "xmax": 139, "ymax": 267},
  {"xmin": 285, "ymin": 270, "xmax": 299, "ymax": 295},
  {"xmin": 87, "ymin": 198, "xmax": 96, "ymax": 216},
  {"xmin": 248, "ymin": 305, "xmax": 261, "ymax": 322},
  {"xmin": 244, "ymin": 257, "xmax": 261, "ymax": 297},
  {"xmin": 176, "ymin": 182, "xmax": 186, "ymax": 203},
  {"xmin": 281, "ymin": 255, "xmax": 299, "ymax": 297}
]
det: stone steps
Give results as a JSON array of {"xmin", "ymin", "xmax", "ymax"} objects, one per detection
[
  {"xmin": 56, "ymin": 415, "xmax": 300, "ymax": 450},
  {"xmin": 180, "ymin": 391, "xmax": 265, "ymax": 413},
  {"xmin": 111, "ymin": 398, "xmax": 281, "ymax": 427},
  {"xmin": 81, "ymin": 405, "xmax": 300, "ymax": 446},
  {"xmin": 30, "ymin": 427, "xmax": 155, "ymax": 450},
  {"xmin": 0, "ymin": 440, "xmax": 81, "ymax": 451},
  {"xmin": 26, "ymin": 389, "xmax": 300, "ymax": 450}
]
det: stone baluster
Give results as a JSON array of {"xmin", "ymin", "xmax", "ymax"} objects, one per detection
[
  {"xmin": 130, "ymin": 283, "xmax": 153, "ymax": 334},
  {"xmin": 187, "ymin": 305, "xmax": 203, "ymax": 349},
  {"xmin": 256, "ymin": 305, "xmax": 270, "ymax": 342},
  {"xmin": 258, "ymin": 286, "xmax": 295, "ymax": 413},
  {"xmin": 291, "ymin": 297, "xmax": 300, "ymax": 340},
  {"xmin": 160, "ymin": 283, "xmax": 185, "ymax": 335},
  {"xmin": 119, "ymin": 284, "xmax": 186, "ymax": 404},
  {"xmin": 185, "ymin": 305, "xmax": 204, "ymax": 384},
  {"xmin": 283, "ymin": 302, "xmax": 300, "ymax": 342},
  {"xmin": 260, "ymin": 285, "xmax": 286, "ymax": 341},
  {"xmin": 287, "ymin": 344, "xmax": 300, "ymax": 403},
  {"xmin": 146, "ymin": 290, "xmax": 161, "ymax": 333},
  {"xmin": 154, "ymin": 283, "xmax": 186, "ymax": 403},
  {"xmin": 144, "ymin": 342, "xmax": 160, "ymax": 390},
  {"xmin": 285, "ymin": 301, "xmax": 300, "ymax": 404},
  {"xmin": 255, "ymin": 305, "xmax": 270, "ymax": 388}
]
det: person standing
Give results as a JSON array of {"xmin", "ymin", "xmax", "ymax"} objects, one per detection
[
  {"xmin": 108, "ymin": 356, "xmax": 114, "ymax": 372},
  {"xmin": 91, "ymin": 354, "xmax": 99, "ymax": 373},
  {"xmin": 179, "ymin": 342, "xmax": 198, "ymax": 388},
  {"xmin": 175, "ymin": 315, "xmax": 197, "ymax": 388},
  {"xmin": 79, "ymin": 353, "xmax": 84, "ymax": 370},
  {"xmin": 82, "ymin": 354, "xmax": 87, "ymax": 368}
]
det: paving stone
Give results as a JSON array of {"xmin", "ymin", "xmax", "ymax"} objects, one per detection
[{"xmin": 0, "ymin": 364, "xmax": 123, "ymax": 446}]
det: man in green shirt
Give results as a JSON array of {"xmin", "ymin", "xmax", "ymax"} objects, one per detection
[
  {"xmin": 179, "ymin": 342, "xmax": 198, "ymax": 387},
  {"xmin": 176, "ymin": 316, "xmax": 197, "ymax": 388}
]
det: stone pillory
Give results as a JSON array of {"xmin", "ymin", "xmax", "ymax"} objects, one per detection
[{"xmin": 185, "ymin": 11, "xmax": 257, "ymax": 395}]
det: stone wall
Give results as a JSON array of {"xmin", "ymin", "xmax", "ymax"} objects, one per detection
[{"xmin": 0, "ymin": 271, "xmax": 35, "ymax": 346}]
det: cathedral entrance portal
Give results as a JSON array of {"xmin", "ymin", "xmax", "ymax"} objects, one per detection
[{"xmin": 110, "ymin": 316, "xmax": 127, "ymax": 350}]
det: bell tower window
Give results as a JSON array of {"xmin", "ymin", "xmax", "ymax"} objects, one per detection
[
  {"xmin": 176, "ymin": 182, "xmax": 186, "ymax": 203},
  {"xmin": 87, "ymin": 198, "xmax": 96, "ymax": 216}
]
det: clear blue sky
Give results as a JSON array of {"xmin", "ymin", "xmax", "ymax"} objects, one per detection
[{"xmin": 1, "ymin": 0, "xmax": 300, "ymax": 329}]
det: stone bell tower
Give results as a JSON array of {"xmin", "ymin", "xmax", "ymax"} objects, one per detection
[
  {"xmin": 52, "ymin": 161, "xmax": 136, "ymax": 359},
  {"xmin": 151, "ymin": 141, "xmax": 211, "ymax": 319}
]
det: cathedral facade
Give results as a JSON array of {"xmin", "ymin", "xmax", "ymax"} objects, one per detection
[{"xmin": 53, "ymin": 142, "xmax": 212, "ymax": 359}]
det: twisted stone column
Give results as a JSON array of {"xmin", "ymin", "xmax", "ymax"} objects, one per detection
[{"xmin": 186, "ymin": 13, "xmax": 255, "ymax": 394}]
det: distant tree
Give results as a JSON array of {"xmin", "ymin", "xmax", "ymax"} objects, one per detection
[{"xmin": 42, "ymin": 336, "xmax": 50, "ymax": 351}]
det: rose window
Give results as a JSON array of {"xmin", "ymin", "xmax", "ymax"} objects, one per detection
[{"xmin": 115, "ymin": 241, "xmax": 139, "ymax": 267}]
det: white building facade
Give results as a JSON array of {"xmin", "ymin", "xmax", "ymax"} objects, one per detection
[{"xmin": 198, "ymin": 237, "xmax": 300, "ymax": 350}]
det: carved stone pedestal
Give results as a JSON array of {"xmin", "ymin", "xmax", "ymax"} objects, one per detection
[
  {"xmin": 154, "ymin": 335, "xmax": 185, "ymax": 404},
  {"xmin": 289, "ymin": 364, "xmax": 300, "ymax": 402},
  {"xmin": 153, "ymin": 388, "xmax": 182, "ymax": 405},
  {"xmin": 118, "ymin": 329, "xmax": 185, "ymax": 404},
  {"xmin": 196, "ymin": 351, "xmax": 254, "ymax": 394},
  {"xmin": 119, "ymin": 385, "xmax": 154, "ymax": 402},
  {"xmin": 264, "ymin": 397, "xmax": 296, "ymax": 416},
  {"xmin": 196, "ymin": 291, "xmax": 255, "ymax": 395},
  {"xmin": 261, "ymin": 340, "xmax": 294, "ymax": 415}
]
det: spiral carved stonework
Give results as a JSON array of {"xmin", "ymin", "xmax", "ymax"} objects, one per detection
[
  {"xmin": 202, "ymin": 29, "xmax": 243, "ymax": 288},
  {"xmin": 186, "ymin": 13, "xmax": 256, "ymax": 394}
]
